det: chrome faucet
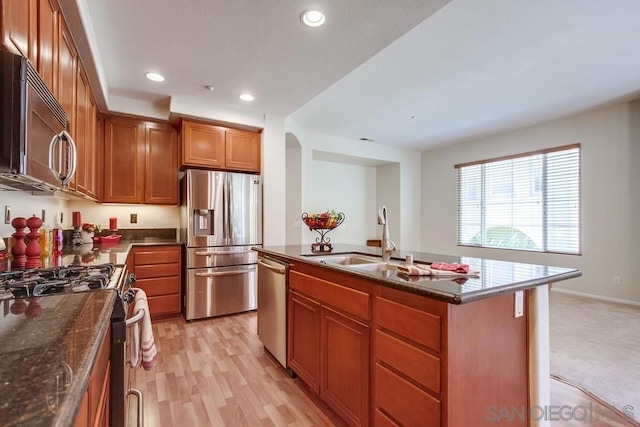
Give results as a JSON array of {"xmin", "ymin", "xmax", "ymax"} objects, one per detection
[{"xmin": 378, "ymin": 205, "xmax": 396, "ymax": 261}]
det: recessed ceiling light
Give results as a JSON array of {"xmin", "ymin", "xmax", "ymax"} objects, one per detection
[
  {"xmin": 205, "ymin": 85, "xmax": 215, "ymax": 91},
  {"xmin": 301, "ymin": 10, "xmax": 326, "ymax": 27},
  {"xmin": 239, "ymin": 93, "xmax": 255, "ymax": 101},
  {"xmin": 145, "ymin": 72, "xmax": 165, "ymax": 82}
]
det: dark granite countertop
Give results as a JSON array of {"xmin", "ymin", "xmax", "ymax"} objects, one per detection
[
  {"xmin": 255, "ymin": 244, "xmax": 582, "ymax": 304},
  {"xmin": 0, "ymin": 235, "xmax": 182, "ymax": 425},
  {"xmin": 0, "ymin": 290, "xmax": 116, "ymax": 427},
  {"xmin": 14, "ymin": 238, "xmax": 182, "ymax": 270}
]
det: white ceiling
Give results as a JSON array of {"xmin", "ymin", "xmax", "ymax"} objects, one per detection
[{"xmin": 67, "ymin": 0, "xmax": 640, "ymax": 151}]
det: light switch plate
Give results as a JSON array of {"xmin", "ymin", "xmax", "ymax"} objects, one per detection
[{"xmin": 514, "ymin": 291, "xmax": 524, "ymax": 318}]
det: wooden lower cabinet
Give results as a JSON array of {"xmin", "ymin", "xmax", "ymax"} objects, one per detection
[
  {"xmin": 373, "ymin": 287, "xmax": 528, "ymax": 427},
  {"xmin": 285, "ymin": 262, "xmax": 529, "ymax": 427},
  {"xmin": 75, "ymin": 324, "xmax": 110, "ymax": 427},
  {"xmin": 288, "ymin": 291, "xmax": 320, "ymax": 392},
  {"xmin": 321, "ymin": 306, "xmax": 369, "ymax": 427},
  {"xmin": 288, "ymin": 270, "xmax": 371, "ymax": 427},
  {"xmin": 129, "ymin": 245, "xmax": 182, "ymax": 320}
]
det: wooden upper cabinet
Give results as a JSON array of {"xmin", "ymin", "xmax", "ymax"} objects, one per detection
[
  {"xmin": 145, "ymin": 122, "xmax": 178, "ymax": 205},
  {"xmin": 103, "ymin": 115, "xmax": 178, "ymax": 205},
  {"xmin": 73, "ymin": 64, "xmax": 87, "ymax": 193},
  {"xmin": 57, "ymin": 18, "xmax": 76, "ymax": 126},
  {"xmin": 0, "ymin": 0, "xmax": 37, "ymax": 60},
  {"xmin": 36, "ymin": 0, "xmax": 58, "ymax": 95},
  {"xmin": 225, "ymin": 128, "xmax": 261, "ymax": 173},
  {"xmin": 74, "ymin": 64, "xmax": 98, "ymax": 199},
  {"xmin": 181, "ymin": 120, "xmax": 225, "ymax": 168},
  {"xmin": 86, "ymin": 95, "xmax": 97, "ymax": 199},
  {"xmin": 181, "ymin": 120, "xmax": 261, "ymax": 173},
  {"xmin": 103, "ymin": 116, "xmax": 145, "ymax": 204}
]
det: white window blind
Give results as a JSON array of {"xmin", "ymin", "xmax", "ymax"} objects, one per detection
[{"xmin": 456, "ymin": 144, "xmax": 581, "ymax": 254}]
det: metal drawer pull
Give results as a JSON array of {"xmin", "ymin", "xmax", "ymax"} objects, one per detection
[
  {"xmin": 194, "ymin": 250, "xmax": 253, "ymax": 256},
  {"xmin": 257, "ymin": 259, "xmax": 286, "ymax": 274},
  {"xmin": 194, "ymin": 270, "xmax": 251, "ymax": 277},
  {"xmin": 128, "ymin": 388, "xmax": 144, "ymax": 427}
]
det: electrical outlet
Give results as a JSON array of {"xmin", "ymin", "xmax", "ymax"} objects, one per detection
[
  {"xmin": 4, "ymin": 206, "xmax": 10, "ymax": 224},
  {"xmin": 613, "ymin": 276, "xmax": 621, "ymax": 286},
  {"xmin": 514, "ymin": 291, "xmax": 524, "ymax": 317},
  {"xmin": 130, "ymin": 213, "xmax": 138, "ymax": 224}
]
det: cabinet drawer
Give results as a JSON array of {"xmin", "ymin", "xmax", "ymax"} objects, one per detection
[
  {"xmin": 148, "ymin": 294, "xmax": 181, "ymax": 317},
  {"xmin": 375, "ymin": 297, "xmax": 441, "ymax": 352},
  {"xmin": 290, "ymin": 271, "xmax": 370, "ymax": 321},
  {"xmin": 136, "ymin": 276, "xmax": 181, "ymax": 297},
  {"xmin": 134, "ymin": 263, "xmax": 180, "ymax": 279},
  {"xmin": 374, "ymin": 408, "xmax": 398, "ymax": 427},
  {"xmin": 134, "ymin": 247, "xmax": 180, "ymax": 265},
  {"xmin": 375, "ymin": 363, "xmax": 440, "ymax": 427},
  {"xmin": 375, "ymin": 329, "xmax": 440, "ymax": 394}
]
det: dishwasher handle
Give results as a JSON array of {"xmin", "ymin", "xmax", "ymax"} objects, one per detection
[{"xmin": 258, "ymin": 258, "xmax": 287, "ymax": 274}]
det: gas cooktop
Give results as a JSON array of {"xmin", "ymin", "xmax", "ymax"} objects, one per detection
[{"xmin": 0, "ymin": 263, "xmax": 119, "ymax": 300}]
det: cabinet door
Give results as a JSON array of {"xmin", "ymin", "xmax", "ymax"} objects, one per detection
[
  {"xmin": 145, "ymin": 122, "xmax": 178, "ymax": 204},
  {"xmin": 181, "ymin": 120, "xmax": 225, "ymax": 168},
  {"xmin": 36, "ymin": 0, "xmax": 58, "ymax": 97},
  {"xmin": 288, "ymin": 291, "xmax": 321, "ymax": 393},
  {"xmin": 103, "ymin": 117, "xmax": 144, "ymax": 203},
  {"xmin": 73, "ymin": 64, "xmax": 88, "ymax": 194},
  {"xmin": 85, "ymin": 95, "xmax": 97, "ymax": 199},
  {"xmin": 1, "ymin": 0, "xmax": 37, "ymax": 60},
  {"xmin": 225, "ymin": 128, "xmax": 260, "ymax": 173},
  {"xmin": 321, "ymin": 306, "xmax": 370, "ymax": 427}
]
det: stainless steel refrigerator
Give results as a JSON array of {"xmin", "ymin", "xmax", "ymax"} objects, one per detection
[{"xmin": 180, "ymin": 169, "xmax": 262, "ymax": 320}]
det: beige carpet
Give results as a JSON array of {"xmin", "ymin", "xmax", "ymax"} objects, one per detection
[{"xmin": 550, "ymin": 291, "xmax": 640, "ymax": 420}]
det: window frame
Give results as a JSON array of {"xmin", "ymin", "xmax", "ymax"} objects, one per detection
[{"xmin": 455, "ymin": 143, "xmax": 581, "ymax": 255}]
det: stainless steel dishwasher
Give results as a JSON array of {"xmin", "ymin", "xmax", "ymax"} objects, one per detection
[{"xmin": 257, "ymin": 256, "xmax": 289, "ymax": 369}]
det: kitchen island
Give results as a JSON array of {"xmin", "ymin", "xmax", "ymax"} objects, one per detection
[{"xmin": 255, "ymin": 244, "xmax": 581, "ymax": 427}]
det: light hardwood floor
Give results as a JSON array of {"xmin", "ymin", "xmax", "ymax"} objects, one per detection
[{"xmin": 129, "ymin": 312, "xmax": 638, "ymax": 427}]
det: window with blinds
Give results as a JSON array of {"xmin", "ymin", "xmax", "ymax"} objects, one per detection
[{"xmin": 456, "ymin": 144, "xmax": 581, "ymax": 254}]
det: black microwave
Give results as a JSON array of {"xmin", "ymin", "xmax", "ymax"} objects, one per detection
[{"xmin": 0, "ymin": 50, "xmax": 76, "ymax": 192}]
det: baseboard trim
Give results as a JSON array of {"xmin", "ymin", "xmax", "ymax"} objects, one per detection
[{"xmin": 551, "ymin": 287, "xmax": 640, "ymax": 307}]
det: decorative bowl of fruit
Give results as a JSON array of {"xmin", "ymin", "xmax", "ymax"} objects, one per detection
[
  {"xmin": 301, "ymin": 211, "xmax": 345, "ymax": 252},
  {"xmin": 302, "ymin": 211, "xmax": 345, "ymax": 230}
]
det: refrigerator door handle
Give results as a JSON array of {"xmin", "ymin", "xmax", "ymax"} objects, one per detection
[
  {"xmin": 226, "ymin": 173, "xmax": 232, "ymax": 245},
  {"xmin": 194, "ymin": 250, "xmax": 254, "ymax": 256},
  {"xmin": 195, "ymin": 270, "xmax": 251, "ymax": 277}
]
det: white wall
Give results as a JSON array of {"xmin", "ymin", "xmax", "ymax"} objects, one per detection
[
  {"xmin": 66, "ymin": 199, "xmax": 180, "ymax": 232},
  {"xmin": 262, "ymin": 115, "xmax": 287, "ymax": 246},
  {"xmin": 421, "ymin": 102, "xmax": 640, "ymax": 303},
  {"xmin": 309, "ymin": 161, "xmax": 377, "ymax": 245},
  {"xmin": 0, "ymin": 192, "xmax": 67, "ymax": 236},
  {"xmin": 376, "ymin": 163, "xmax": 401, "ymax": 244},
  {"xmin": 285, "ymin": 141, "xmax": 302, "ymax": 245},
  {"xmin": 285, "ymin": 118, "xmax": 422, "ymax": 251}
]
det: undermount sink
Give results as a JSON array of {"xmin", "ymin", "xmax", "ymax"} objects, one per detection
[
  {"xmin": 304, "ymin": 254, "xmax": 382, "ymax": 266},
  {"xmin": 347, "ymin": 262, "xmax": 399, "ymax": 273},
  {"xmin": 304, "ymin": 253, "xmax": 403, "ymax": 277}
]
